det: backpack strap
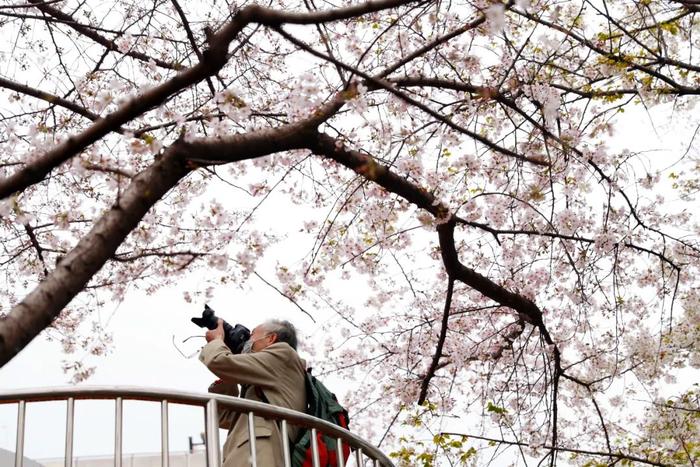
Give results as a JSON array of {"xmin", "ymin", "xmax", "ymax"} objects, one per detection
[
  {"xmin": 254, "ymin": 385, "xmax": 269, "ymax": 404},
  {"xmin": 239, "ymin": 384, "xmax": 269, "ymax": 404}
]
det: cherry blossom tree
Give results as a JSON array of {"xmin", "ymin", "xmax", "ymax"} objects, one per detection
[{"xmin": 0, "ymin": 0, "xmax": 698, "ymax": 465}]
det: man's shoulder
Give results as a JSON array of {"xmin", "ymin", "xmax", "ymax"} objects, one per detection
[
  {"xmin": 264, "ymin": 342, "xmax": 299, "ymax": 356},
  {"xmin": 263, "ymin": 343, "xmax": 305, "ymax": 369}
]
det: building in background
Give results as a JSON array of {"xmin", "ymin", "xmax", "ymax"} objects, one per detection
[{"xmin": 0, "ymin": 447, "xmax": 45, "ymax": 467}]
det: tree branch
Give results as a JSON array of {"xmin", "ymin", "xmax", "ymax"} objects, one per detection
[
  {"xmin": 0, "ymin": 76, "xmax": 103, "ymax": 124},
  {"xmin": 438, "ymin": 432, "xmax": 670, "ymax": 467},
  {"xmin": 169, "ymin": 0, "xmax": 217, "ymax": 95},
  {"xmin": 417, "ymin": 277, "xmax": 454, "ymax": 405},
  {"xmin": 0, "ymin": 96, "xmax": 344, "ymax": 365},
  {"xmin": 253, "ymin": 272, "xmax": 316, "ymax": 323},
  {"xmin": 0, "ymin": 0, "xmax": 420, "ymax": 200},
  {"xmin": 310, "ymin": 132, "xmax": 549, "ymax": 330},
  {"xmin": 27, "ymin": 0, "xmax": 181, "ymax": 70},
  {"xmin": 23, "ymin": 223, "xmax": 49, "ymax": 277},
  {"xmin": 275, "ymin": 26, "xmax": 549, "ymax": 167}
]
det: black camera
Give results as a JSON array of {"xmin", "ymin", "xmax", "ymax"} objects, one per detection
[{"xmin": 191, "ymin": 304, "xmax": 251, "ymax": 354}]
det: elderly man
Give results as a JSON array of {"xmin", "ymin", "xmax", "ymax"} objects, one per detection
[{"xmin": 200, "ymin": 319, "xmax": 306, "ymax": 467}]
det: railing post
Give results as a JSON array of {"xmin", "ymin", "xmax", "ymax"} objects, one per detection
[
  {"xmin": 161, "ymin": 400, "xmax": 169, "ymax": 467},
  {"xmin": 205, "ymin": 398, "xmax": 220, "ymax": 467},
  {"xmin": 281, "ymin": 419, "xmax": 291, "ymax": 467},
  {"xmin": 15, "ymin": 400, "xmax": 26, "ymax": 467},
  {"xmin": 65, "ymin": 398, "xmax": 75, "ymax": 467},
  {"xmin": 355, "ymin": 447, "xmax": 363, "ymax": 467},
  {"xmin": 247, "ymin": 412, "xmax": 257, "ymax": 467},
  {"xmin": 336, "ymin": 437, "xmax": 345, "ymax": 467},
  {"xmin": 310, "ymin": 428, "xmax": 321, "ymax": 467},
  {"xmin": 115, "ymin": 397, "xmax": 123, "ymax": 467}
]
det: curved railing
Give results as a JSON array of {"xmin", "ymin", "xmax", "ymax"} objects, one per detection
[{"xmin": 0, "ymin": 386, "xmax": 394, "ymax": 467}]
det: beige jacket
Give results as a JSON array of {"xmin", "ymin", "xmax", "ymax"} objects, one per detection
[{"xmin": 200, "ymin": 341, "xmax": 306, "ymax": 467}]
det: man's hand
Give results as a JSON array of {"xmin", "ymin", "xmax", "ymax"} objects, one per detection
[
  {"xmin": 208, "ymin": 378, "xmax": 224, "ymax": 392},
  {"xmin": 205, "ymin": 319, "xmax": 225, "ymax": 343}
]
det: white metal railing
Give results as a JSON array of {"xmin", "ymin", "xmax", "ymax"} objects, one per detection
[{"xmin": 0, "ymin": 386, "xmax": 394, "ymax": 467}]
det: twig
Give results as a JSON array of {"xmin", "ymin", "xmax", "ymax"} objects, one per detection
[{"xmin": 253, "ymin": 272, "xmax": 316, "ymax": 323}]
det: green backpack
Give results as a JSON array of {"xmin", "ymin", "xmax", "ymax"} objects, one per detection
[{"xmin": 291, "ymin": 369, "xmax": 351, "ymax": 467}]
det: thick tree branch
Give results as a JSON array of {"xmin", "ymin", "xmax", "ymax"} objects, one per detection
[
  {"xmin": 312, "ymin": 131, "xmax": 567, "ymax": 454},
  {"xmin": 310, "ymin": 132, "xmax": 546, "ymax": 329},
  {"xmin": 437, "ymin": 218, "xmax": 545, "ymax": 327},
  {"xmin": 311, "ymin": 132, "xmax": 444, "ymax": 216},
  {"xmin": 0, "ymin": 100, "xmax": 342, "ymax": 365},
  {"xmin": 0, "ymin": 144, "xmax": 190, "ymax": 366},
  {"xmin": 0, "ymin": 15, "xmax": 248, "ymax": 199},
  {"xmin": 245, "ymin": 0, "xmax": 424, "ymax": 25},
  {"xmin": 0, "ymin": 0, "xmax": 63, "ymax": 9},
  {"xmin": 0, "ymin": 0, "xmax": 421, "ymax": 201}
]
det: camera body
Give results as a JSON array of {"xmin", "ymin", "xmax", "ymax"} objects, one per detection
[{"xmin": 191, "ymin": 304, "xmax": 251, "ymax": 354}]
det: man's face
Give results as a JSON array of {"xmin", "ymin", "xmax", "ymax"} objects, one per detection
[{"xmin": 248, "ymin": 325, "xmax": 277, "ymax": 352}]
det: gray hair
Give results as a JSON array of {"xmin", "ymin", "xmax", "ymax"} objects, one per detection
[{"xmin": 261, "ymin": 319, "xmax": 298, "ymax": 350}]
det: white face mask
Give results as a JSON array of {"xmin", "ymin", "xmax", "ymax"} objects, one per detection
[{"xmin": 241, "ymin": 335, "xmax": 268, "ymax": 354}]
